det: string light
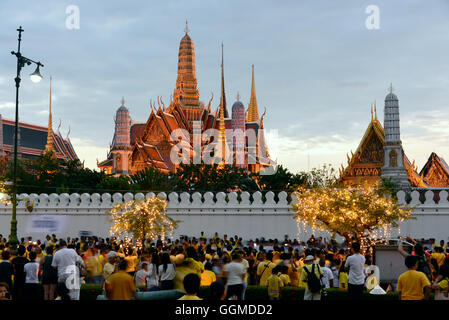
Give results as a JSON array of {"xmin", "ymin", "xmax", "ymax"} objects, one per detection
[
  {"xmin": 107, "ymin": 196, "xmax": 178, "ymax": 245},
  {"xmin": 292, "ymin": 185, "xmax": 413, "ymax": 252}
]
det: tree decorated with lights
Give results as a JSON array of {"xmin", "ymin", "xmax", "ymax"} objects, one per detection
[
  {"xmin": 292, "ymin": 184, "xmax": 413, "ymax": 249},
  {"xmin": 108, "ymin": 196, "xmax": 178, "ymax": 246}
]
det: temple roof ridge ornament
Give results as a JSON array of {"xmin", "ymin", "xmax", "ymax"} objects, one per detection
[
  {"xmin": 45, "ymin": 76, "xmax": 55, "ymax": 154},
  {"xmin": 247, "ymin": 64, "xmax": 259, "ymax": 122}
]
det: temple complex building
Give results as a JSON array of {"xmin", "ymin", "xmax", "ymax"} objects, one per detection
[
  {"xmin": 0, "ymin": 79, "xmax": 78, "ymax": 162},
  {"xmin": 338, "ymin": 88, "xmax": 449, "ymax": 188},
  {"xmin": 98, "ymin": 22, "xmax": 273, "ymax": 175}
]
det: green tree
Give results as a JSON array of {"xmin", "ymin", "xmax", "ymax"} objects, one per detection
[
  {"xmin": 129, "ymin": 167, "xmax": 171, "ymax": 192},
  {"xmin": 292, "ymin": 184, "xmax": 413, "ymax": 247}
]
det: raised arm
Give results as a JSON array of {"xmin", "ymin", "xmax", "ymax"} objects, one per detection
[{"xmin": 397, "ymin": 240, "xmax": 409, "ymax": 258}]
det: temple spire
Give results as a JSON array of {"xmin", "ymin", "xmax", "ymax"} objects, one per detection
[
  {"xmin": 121, "ymin": 96, "xmax": 125, "ymax": 106},
  {"xmin": 45, "ymin": 77, "xmax": 55, "ymax": 153},
  {"xmin": 185, "ymin": 20, "xmax": 189, "ymax": 35},
  {"xmin": 219, "ymin": 43, "xmax": 228, "ymax": 118},
  {"xmin": 374, "ymin": 100, "xmax": 378, "ymax": 121},
  {"xmin": 173, "ymin": 21, "xmax": 200, "ymax": 123},
  {"xmin": 247, "ymin": 64, "xmax": 259, "ymax": 122}
]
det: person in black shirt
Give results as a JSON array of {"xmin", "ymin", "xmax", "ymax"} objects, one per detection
[
  {"xmin": 0, "ymin": 251, "xmax": 13, "ymax": 293},
  {"xmin": 11, "ymin": 245, "xmax": 29, "ymax": 300}
]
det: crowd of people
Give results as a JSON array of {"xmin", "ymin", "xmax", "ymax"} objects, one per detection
[{"xmin": 0, "ymin": 232, "xmax": 448, "ymax": 301}]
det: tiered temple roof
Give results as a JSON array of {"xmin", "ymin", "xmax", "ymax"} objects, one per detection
[
  {"xmin": 338, "ymin": 106, "xmax": 427, "ymax": 187},
  {"xmin": 419, "ymin": 152, "xmax": 449, "ymax": 187}
]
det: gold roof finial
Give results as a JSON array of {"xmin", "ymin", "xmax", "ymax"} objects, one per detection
[
  {"xmin": 370, "ymin": 103, "xmax": 373, "ymax": 122},
  {"xmin": 374, "ymin": 100, "xmax": 378, "ymax": 121},
  {"xmin": 247, "ymin": 64, "xmax": 259, "ymax": 122},
  {"xmin": 185, "ymin": 20, "xmax": 189, "ymax": 35},
  {"xmin": 389, "ymin": 83, "xmax": 393, "ymax": 93},
  {"xmin": 121, "ymin": 96, "xmax": 125, "ymax": 106},
  {"xmin": 45, "ymin": 76, "xmax": 55, "ymax": 153}
]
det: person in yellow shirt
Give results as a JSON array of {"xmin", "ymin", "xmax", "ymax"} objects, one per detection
[
  {"xmin": 201, "ymin": 262, "xmax": 216, "ymax": 286},
  {"xmin": 431, "ymin": 247, "xmax": 446, "ymax": 267},
  {"xmin": 397, "ymin": 255, "xmax": 431, "ymax": 300},
  {"xmin": 300, "ymin": 255, "xmax": 323, "ymax": 300},
  {"xmin": 339, "ymin": 263, "xmax": 348, "ymax": 290},
  {"xmin": 124, "ymin": 249, "xmax": 138, "ymax": 276},
  {"xmin": 257, "ymin": 252, "xmax": 276, "ymax": 286},
  {"xmin": 279, "ymin": 265, "xmax": 291, "ymax": 286},
  {"xmin": 431, "ymin": 264, "xmax": 449, "ymax": 300},
  {"xmin": 178, "ymin": 273, "xmax": 202, "ymax": 300},
  {"xmin": 105, "ymin": 259, "xmax": 137, "ymax": 300},
  {"xmin": 267, "ymin": 266, "xmax": 283, "ymax": 300}
]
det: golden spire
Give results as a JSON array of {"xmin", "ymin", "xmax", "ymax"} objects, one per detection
[
  {"xmin": 247, "ymin": 64, "xmax": 259, "ymax": 122},
  {"xmin": 45, "ymin": 77, "xmax": 55, "ymax": 153},
  {"xmin": 173, "ymin": 21, "xmax": 200, "ymax": 122},
  {"xmin": 374, "ymin": 100, "xmax": 378, "ymax": 121},
  {"xmin": 218, "ymin": 73, "xmax": 226, "ymax": 164},
  {"xmin": 370, "ymin": 103, "xmax": 373, "ymax": 122},
  {"xmin": 389, "ymin": 83, "xmax": 393, "ymax": 93},
  {"xmin": 185, "ymin": 20, "xmax": 189, "ymax": 35},
  {"xmin": 219, "ymin": 43, "xmax": 228, "ymax": 118}
]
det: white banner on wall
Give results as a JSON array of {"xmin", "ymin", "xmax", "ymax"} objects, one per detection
[{"xmin": 26, "ymin": 215, "xmax": 67, "ymax": 234}]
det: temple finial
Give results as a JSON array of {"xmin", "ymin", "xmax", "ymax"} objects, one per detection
[
  {"xmin": 185, "ymin": 20, "xmax": 189, "ymax": 34},
  {"xmin": 370, "ymin": 103, "xmax": 373, "ymax": 122},
  {"xmin": 121, "ymin": 96, "xmax": 125, "ymax": 106},
  {"xmin": 389, "ymin": 83, "xmax": 393, "ymax": 93},
  {"xmin": 45, "ymin": 76, "xmax": 55, "ymax": 153},
  {"xmin": 247, "ymin": 64, "xmax": 259, "ymax": 122},
  {"xmin": 374, "ymin": 100, "xmax": 378, "ymax": 120},
  {"xmin": 236, "ymin": 92, "xmax": 240, "ymax": 101}
]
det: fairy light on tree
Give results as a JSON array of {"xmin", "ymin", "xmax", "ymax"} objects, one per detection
[
  {"xmin": 108, "ymin": 196, "xmax": 178, "ymax": 246},
  {"xmin": 292, "ymin": 184, "xmax": 414, "ymax": 252}
]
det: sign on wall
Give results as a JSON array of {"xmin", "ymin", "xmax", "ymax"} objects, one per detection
[{"xmin": 26, "ymin": 215, "xmax": 67, "ymax": 234}]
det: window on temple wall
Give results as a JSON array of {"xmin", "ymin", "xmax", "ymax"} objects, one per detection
[{"xmin": 389, "ymin": 149, "xmax": 398, "ymax": 167}]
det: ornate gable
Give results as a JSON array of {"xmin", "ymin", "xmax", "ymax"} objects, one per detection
[
  {"xmin": 339, "ymin": 118, "xmax": 427, "ymax": 187},
  {"xmin": 420, "ymin": 152, "xmax": 449, "ymax": 187},
  {"xmin": 339, "ymin": 119, "xmax": 384, "ymax": 185}
]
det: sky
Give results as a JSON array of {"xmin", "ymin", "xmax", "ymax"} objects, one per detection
[{"xmin": 1, "ymin": 0, "xmax": 449, "ymax": 174}]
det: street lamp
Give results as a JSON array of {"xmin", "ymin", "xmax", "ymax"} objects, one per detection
[{"xmin": 9, "ymin": 26, "xmax": 44, "ymax": 249}]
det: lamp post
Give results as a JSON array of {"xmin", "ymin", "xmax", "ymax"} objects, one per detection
[{"xmin": 9, "ymin": 26, "xmax": 44, "ymax": 249}]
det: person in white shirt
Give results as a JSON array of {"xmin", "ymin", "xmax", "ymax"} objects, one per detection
[
  {"xmin": 223, "ymin": 253, "xmax": 246, "ymax": 300},
  {"xmin": 319, "ymin": 259, "xmax": 334, "ymax": 289},
  {"xmin": 344, "ymin": 242, "xmax": 366, "ymax": 300},
  {"xmin": 158, "ymin": 253, "xmax": 176, "ymax": 290},
  {"xmin": 24, "ymin": 251, "xmax": 40, "ymax": 300},
  {"xmin": 51, "ymin": 240, "xmax": 85, "ymax": 300},
  {"xmin": 134, "ymin": 262, "xmax": 149, "ymax": 287},
  {"xmin": 147, "ymin": 252, "xmax": 159, "ymax": 291}
]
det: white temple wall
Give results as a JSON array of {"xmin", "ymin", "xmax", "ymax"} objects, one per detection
[{"xmin": 0, "ymin": 190, "xmax": 448, "ymax": 243}]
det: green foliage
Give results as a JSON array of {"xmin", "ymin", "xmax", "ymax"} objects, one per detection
[
  {"xmin": 0, "ymin": 151, "xmax": 339, "ymax": 194},
  {"xmin": 129, "ymin": 167, "xmax": 170, "ymax": 192},
  {"xmin": 171, "ymin": 163, "xmax": 260, "ymax": 193}
]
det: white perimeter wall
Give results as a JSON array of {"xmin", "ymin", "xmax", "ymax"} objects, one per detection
[{"xmin": 0, "ymin": 190, "xmax": 448, "ymax": 243}]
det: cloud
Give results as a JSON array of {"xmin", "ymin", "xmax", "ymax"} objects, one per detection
[
  {"xmin": 0, "ymin": 102, "xmax": 14, "ymax": 109},
  {"xmin": 69, "ymin": 137, "xmax": 109, "ymax": 170}
]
